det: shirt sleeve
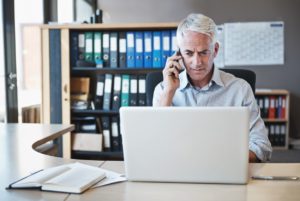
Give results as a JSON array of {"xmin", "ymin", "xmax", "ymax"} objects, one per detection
[
  {"xmin": 241, "ymin": 81, "xmax": 272, "ymax": 162},
  {"xmin": 152, "ymin": 82, "xmax": 164, "ymax": 107}
]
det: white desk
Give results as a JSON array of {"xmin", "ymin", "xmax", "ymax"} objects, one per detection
[
  {"xmin": 1, "ymin": 123, "xmax": 300, "ymax": 201},
  {"xmin": 0, "ymin": 123, "xmax": 103, "ymax": 201}
]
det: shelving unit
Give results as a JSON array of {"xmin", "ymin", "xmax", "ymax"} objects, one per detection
[
  {"xmin": 41, "ymin": 22, "xmax": 178, "ymax": 160},
  {"xmin": 255, "ymin": 89, "xmax": 290, "ymax": 149},
  {"xmin": 40, "ymin": 22, "xmax": 289, "ymax": 159}
]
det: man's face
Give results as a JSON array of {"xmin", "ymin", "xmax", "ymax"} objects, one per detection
[{"xmin": 179, "ymin": 31, "xmax": 218, "ymax": 87}]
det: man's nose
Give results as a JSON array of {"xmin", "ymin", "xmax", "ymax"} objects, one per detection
[{"xmin": 192, "ymin": 54, "xmax": 202, "ymax": 66}]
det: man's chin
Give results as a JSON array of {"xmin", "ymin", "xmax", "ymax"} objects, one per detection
[{"xmin": 188, "ymin": 69, "xmax": 206, "ymax": 77}]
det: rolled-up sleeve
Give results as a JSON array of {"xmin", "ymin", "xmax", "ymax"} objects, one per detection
[
  {"xmin": 152, "ymin": 82, "xmax": 164, "ymax": 107},
  {"xmin": 243, "ymin": 83, "xmax": 272, "ymax": 162}
]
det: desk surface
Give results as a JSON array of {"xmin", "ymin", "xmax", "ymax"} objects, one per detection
[
  {"xmin": 1, "ymin": 123, "xmax": 300, "ymax": 201},
  {"xmin": 0, "ymin": 123, "xmax": 102, "ymax": 201}
]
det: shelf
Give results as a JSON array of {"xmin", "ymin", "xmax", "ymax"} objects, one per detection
[
  {"xmin": 41, "ymin": 22, "xmax": 178, "ymax": 30},
  {"xmin": 71, "ymin": 67, "xmax": 162, "ymax": 76},
  {"xmin": 273, "ymin": 146, "xmax": 289, "ymax": 150},
  {"xmin": 72, "ymin": 150, "xmax": 123, "ymax": 161},
  {"xmin": 72, "ymin": 109, "xmax": 119, "ymax": 116},
  {"xmin": 263, "ymin": 119, "xmax": 288, "ymax": 123},
  {"xmin": 256, "ymin": 89, "xmax": 289, "ymax": 96}
]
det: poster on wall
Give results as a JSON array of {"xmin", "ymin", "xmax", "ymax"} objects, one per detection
[
  {"xmin": 214, "ymin": 25, "xmax": 225, "ymax": 68},
  {"xmin": 224, "ymin": 21, "xmax": 284, "ymax": 66}
]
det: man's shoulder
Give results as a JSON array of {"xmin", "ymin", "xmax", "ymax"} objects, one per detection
[
  {"xmin": 218, "ymin": 69, "xmax": 248, "ymax": 85},
  {"xmin": 218, "ymin": 69, "xmax": 252, "ymax": 93}
]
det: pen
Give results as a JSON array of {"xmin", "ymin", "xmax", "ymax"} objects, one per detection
[{"xmin": 252, "ymin": 175, "xmax": 299, "ymax": 181}]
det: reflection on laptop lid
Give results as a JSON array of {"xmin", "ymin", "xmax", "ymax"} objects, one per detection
[{"xmin": 120, "ymin": 107, "xmax": 249, "ymax": 184}]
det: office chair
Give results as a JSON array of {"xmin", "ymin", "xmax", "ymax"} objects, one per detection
[{"xmin": 146, "ymin": 68, "xmax": 256, "ymax": 106}]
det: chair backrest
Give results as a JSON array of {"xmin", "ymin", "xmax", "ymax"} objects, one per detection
[{"xmin": 146, "ymin": 69, "xmax": 256, "ymax": 106}]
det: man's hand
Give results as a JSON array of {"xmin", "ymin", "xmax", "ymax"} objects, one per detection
[
  {"xmin": 249, "ymin": 150, "xmax": 260, "ymax": 163},
  {"xmin": 162, "ymin": 53, "xmax": 183, "ymax": 93},
  {"xmin": 158, "ymin": 53, "xmax": 184, "ymax": 106}
]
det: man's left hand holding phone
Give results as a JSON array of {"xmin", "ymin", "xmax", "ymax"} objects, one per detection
[{"xmin": 159, "ymin": 50, "xmax": 184, "ymax": 106}]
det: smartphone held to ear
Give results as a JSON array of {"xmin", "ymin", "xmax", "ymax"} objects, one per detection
[{"xmin": 175, "ymin": 49, "xmax": 185, "ymax": 73}]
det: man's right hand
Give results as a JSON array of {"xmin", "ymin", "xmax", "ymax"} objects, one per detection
[
  {"xmin": 158, "ymin": 53, "xmax": 184, "ymax": 106},
  {"xmin": 162, "ymin": 53, "xmax": 183, "ymax": 93}
]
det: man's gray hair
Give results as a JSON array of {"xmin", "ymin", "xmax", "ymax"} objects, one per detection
[{"xmin": 177, "ymin": 13, "xmax": 217, "ymax": 46}]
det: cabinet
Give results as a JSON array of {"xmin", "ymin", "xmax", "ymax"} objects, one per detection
[
  {"xmin": 41, "ymin": 23, "xmax": 178, "ymax": 160},
  {"xmin": 255, "ymin": 89, "xmax": 290, "ymax": 149}
]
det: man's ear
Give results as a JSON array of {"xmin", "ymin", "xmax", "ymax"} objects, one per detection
[{"xmin": 213, "ymin": 42, "xmax": 219, "ymax": 58}]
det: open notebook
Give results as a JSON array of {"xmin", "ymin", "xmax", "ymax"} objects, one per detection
[{"xmin": 7, "ymin": 162, "xmax": 126, "ymax": 194}]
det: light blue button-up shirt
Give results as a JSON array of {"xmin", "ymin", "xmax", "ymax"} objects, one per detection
[{"xmin": 153, "ymin": 67, "xmax": 272, "ymax": 162}]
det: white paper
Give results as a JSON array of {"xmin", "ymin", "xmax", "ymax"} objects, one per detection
[
  {"xmin": 110, "ymin": 37, "xmax": 117, "ymax": 51},
  {"xmin": 92, "ymin": 169, "xmax": 127, "ymax": 188},
  {"xmin": 111, "ymin": 122, "xmax": 119, "ymax": 137},
  {"xmin": 136, "ymin": 39, "xmax": 143, "ymax": 52},
  {"xmin": 119, "ymin": 39, "xmax": 126, "ymax": 53},
  {"xmin": 103, "ymin": 34, "xmax": 109, "ymax": 48},
  {"xmin": 127, "ymin": 33, "xmax": 134, "ymax": 48},
  {"xmin": 214, "ymin": 25, "xmax": 225, "ymax": 68},
  {"xmin": 138, "ymin": 79, "xmax": 146, "ymax": 93},
  {"xmin": 153, "ymin": 36, "xmax": 161, "ymax": 50},
  {"xmin": 224, "ymin": 21, "xmax": 284, "ymax": 66},
  {"xmin": 114, "ymin": 76, "xmax": 121, "ymax": 91},
  {"xmin": 86, "ymin": 39, "xmax": 93, "ymax": 52},
  {"xmin": 130, "ymin": 79, "xmax": 137, "ymax": 93},
  {"xmin": 163, "ymin": 36, "xmax": 170, "ymax": 51},
  {"xmin": 145, "ymin": 38, "xmax": 152, "ymax": 52}
]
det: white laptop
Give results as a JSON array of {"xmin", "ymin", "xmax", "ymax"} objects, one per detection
[{"xmin": 120, "ymin": 107, "xmax": 249, "ymax": 184}]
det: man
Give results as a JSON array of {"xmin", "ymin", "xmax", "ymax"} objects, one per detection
[{"xmin": 153, "ymin": 13, "xmax": 272, "ymax": 162}]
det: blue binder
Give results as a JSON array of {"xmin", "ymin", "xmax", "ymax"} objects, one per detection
[
  {"xmin": 143, "ymin": 31, "xmax": 152, "ymax": 68},
  {"xmin": 152, "ymin": 31, "xmax": 162, "ymax": 68},
  {"xmin": 135, "ymin": 32, "xmax": 144, "ymax": 68},
  {"xmin": 126, "ymin": 32, "xmax": 135, "ymax": 68},
  {"xmin": 161, "ymin": 30, "xmax": 171, "ymax": 67}
]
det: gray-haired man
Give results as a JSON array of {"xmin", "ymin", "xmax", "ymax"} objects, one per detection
[{"xmin": 153, "ymin": 13, "xmax": 272, "ymax": 162}]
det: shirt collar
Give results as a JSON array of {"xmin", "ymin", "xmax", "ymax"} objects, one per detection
[{"xmin": 178, "ymin": 65, "xmax": 225, "ymax": 91}]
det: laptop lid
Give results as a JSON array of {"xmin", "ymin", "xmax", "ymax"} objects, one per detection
[{"xmin": 120, "ymin": 107, "xmax": 249, "ymax": 184}]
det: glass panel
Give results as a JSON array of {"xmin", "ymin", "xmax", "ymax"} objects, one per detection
[
  {"xmin": 14, "ymin": 0, "xmax": 43, "ymax": 122},
  {"xmin": 0, "ymin": 0, "xmax": 6, "ymax": 122}
]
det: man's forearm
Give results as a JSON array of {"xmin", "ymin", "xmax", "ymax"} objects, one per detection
[{"xmin": 158, "ymin": 89, "xmax": 176, "ymax": 106}]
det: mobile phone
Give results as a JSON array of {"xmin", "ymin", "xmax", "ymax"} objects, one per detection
[{"xmin": 175, "ymin": 49, "xmax": 185, "ymax": 73}]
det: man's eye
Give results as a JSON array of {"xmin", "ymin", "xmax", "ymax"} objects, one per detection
[
  {"xmin": 201, "ymin": 51, "xmax": 209, "ymax": 55},
  {"xmin": 199, "ymin": 50, "xmax": 211, "ymax": 57},
  {"xmin": 185, "ymin": 52, "xmax": 193, "ymax": 56}
]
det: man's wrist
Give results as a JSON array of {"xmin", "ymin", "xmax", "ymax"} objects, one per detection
[{"xmin": 249, "ymin": 150, "xmax": 260, "ymax": 163}]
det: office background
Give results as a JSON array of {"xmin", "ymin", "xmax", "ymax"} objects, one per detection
[{"xmin": 96, "ymin": 0, "xmax": 300, "ymax": 139}]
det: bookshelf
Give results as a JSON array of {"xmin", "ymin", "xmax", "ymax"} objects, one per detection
[
  {"xmin": 255, "ymin": 89, "xmax": 290, "ymax": 149},
  {"xmin": 41, "ymin": 22, "xmax": 178, "ymax": 160},
  {"xmin": 41, "ymin": 23, "xmax": 288, "ymax": 159}
]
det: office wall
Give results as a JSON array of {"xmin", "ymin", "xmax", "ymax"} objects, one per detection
[{"xmin": 98, "ymin": 0, "xmax": 300, "ymax": 138}]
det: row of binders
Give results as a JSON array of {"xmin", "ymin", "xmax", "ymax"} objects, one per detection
[
  {"xmin": 256, "ymin": 96, "xmax": 287, "ymax": 119},
  {"xmin": 71, "ymin": 74, "xmax": 147, "ymax": 111},
  {"xmin": 72, "ymin": 116, "xmax": 122, "ymax": 152},
  {"xmin": 70, "ymin": 30, "xmax": 177, "ymax": 68},
  {"xmin": 266, "ymin": 123, "xmax": 286, "ymax": 147},
  {"xmin": 94, "ymin": 74, "xmax": 146, "ymax": 111}
]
